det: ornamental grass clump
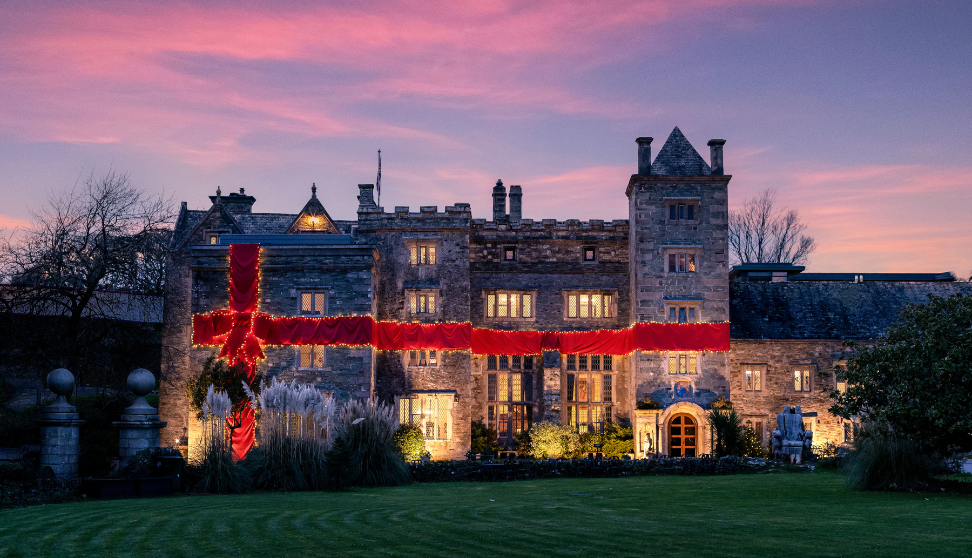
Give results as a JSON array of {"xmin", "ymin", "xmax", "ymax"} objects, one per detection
[
  {"xmin": 242, "ymin": 378, "xmax": 334, "ymax": 491},
  {"xmin": 326, "ymin": 399, "xmax": 411, "ymax": 489},
  {"xmin": 844, "ymin": 422, "xmax": 934, "ymax": 491},
  {"xmin": 197, "ymin": 385, "xmax": 251, "ymax": 494}
]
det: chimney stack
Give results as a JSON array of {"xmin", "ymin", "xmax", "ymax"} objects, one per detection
[
  {"xmin": 707, "ymin": 139, "xmax": 726, "ymax": 176},
  {"xmin": 357, "ymin": 183, "xmax": 376, "ymax": 207},
  {"xmin": 636, "ymin": 137, "xmax": 653, "ymax": 175},
  {"xmin": 492, "ymin": 179, "xmax": 507, "ymax": 221},
  {"xmin": 508, "ymin": 185, "xmax": 522, "ymax": 222}
]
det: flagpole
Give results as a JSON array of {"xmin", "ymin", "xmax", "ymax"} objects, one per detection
[{"xmin": 376, "ymin": 149, "xmax": 382, "ymax": 209}]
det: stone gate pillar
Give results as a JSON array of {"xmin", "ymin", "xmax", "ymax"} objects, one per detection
[
  {"xmin": 113, "ymin": 369, "xmax": 167, "ymax": 469},
  {"xmin": 37, "ymin": 369, "xmax": 85, "ymax": 480}
]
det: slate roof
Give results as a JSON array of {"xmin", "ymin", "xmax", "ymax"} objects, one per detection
[
  {"xmin": 730, "ymin": 281, "xmax": 972, "ymax": 340},
  {"xmin": 651, "ymin": 127, "xmax": 712, "ymax": 176},
  {"xmin": 234, "ymin": 213, "xmax": 298, "ymax": 235}
]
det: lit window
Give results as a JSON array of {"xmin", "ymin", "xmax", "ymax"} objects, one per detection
[
  {"xmin": 407, "ymin": 290, "xmax": 438, "ymax": 315},
  {"xmin": 744, "ymin": 366, "xmax": 764, "ymax": 391},
  {"xmin": 564, "ymin": 364, "xmax": 614, "ymax": 433},
  {"xmin": 485, "ymin": 290, "xmax": 534, "ymax": 319},
  {"xmin": 207, "ymin": 234, "xmax": 220, "ymax": 245},
  {"xmin": 406, "ymin": 350, "xmax": 438, "ymax": 367},
  {"xmin": 565, "ymin": 291, "xmax": 615, "ymax": 319},
  {"xmin": 504, "ymin": 247, "xmax": 517, "ymax": 261},
  {"xmin": 668, "ymin": 353, "xmax": 699, "ymax": 375},
  {"xmin": 583, "ymin": 247, "xmax": 597, "ymax": 262},
  {"xmin": 299, "ymin": 292, "xmax": 328, "ymax": 316},
  {"xmin": 398, "ymin": 395, "xmax": 452, "ymax": 440},
  {"xmin": 668, "ymin": 203, "xmax": 696, "ymax": 222},
  {"xmin": 486, "ymin": 357, "xmax": 536, "ymax": 443},
  {"xmin": 409, "ymin": 243, "xmax": 437, "ymax": 266},
  {"xmin": 794, "ymin": 367, "xmax": 812, "ymax": 392},
  {"xmin": 668, "ymin": 252, "xmax": 697, "ymax": 273},
  {"xmin": 667, "ymin": 304, "xmax": 700, "ymax": 323},
  {"xmin": 298, "ymin": 345, "xmax": 326, "ymax": 369}
]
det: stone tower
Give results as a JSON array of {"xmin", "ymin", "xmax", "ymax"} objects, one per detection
[{"xmin": 627, "ymin": 127, "xmax": 731, "ymax": 454}]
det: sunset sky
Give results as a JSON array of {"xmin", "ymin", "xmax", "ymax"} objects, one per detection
[{"xmin": 0, "ymin": 0, "xmax": 969, "ymax": 275}]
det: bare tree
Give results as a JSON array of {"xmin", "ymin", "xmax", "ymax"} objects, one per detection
[
  {"xmin": 0, "ymin": 171, "xmax": 173, "ymax": 388},
  {"xmin": 728, "ymin": 189, "xmax": 815, "ymax": 266}
]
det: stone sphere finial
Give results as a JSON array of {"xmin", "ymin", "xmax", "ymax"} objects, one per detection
[
  {"xmin": 47, "ymin": 368, "xmax": 75, "ymax": 396},
  {"xmin": 127, "ymin": 369, "xmax": 156, "ymax": 397}
]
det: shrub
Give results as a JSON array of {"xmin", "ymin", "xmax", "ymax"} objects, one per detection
[
  {"xmin": 394, "ymin": 424, "xmax": 426, "ymax": 462},
  {"xmin": 325, "ymin": 399, "xmax": 411, "ymax": 489},
  {"xmin": 844, "ymin": 423, "xmax": 934, "ymax": 491},
  {"xmin": 121, "ymin": 446, "xmax": 184, "ymax": 478},
  {"xmin": 740, "ymin": 425, "xmax": 768, "ymax": 458},
  {"xmin": 812, "ymin": 440, "xmax": 839, "ymax": 459},
  {"xmin": 520, "ymin": 421, "xmax": 580, "ymax": 459},
  {"xmin": 601, "ymin": 424, "xmax": 635, "ymax": 459},
  {"xmin": 470, "ymin": 420, "xmax": 499, "ymax": 454},
  {"xmin": 707, "ymin": 408, "xmax": 744, "ymax": 457}
]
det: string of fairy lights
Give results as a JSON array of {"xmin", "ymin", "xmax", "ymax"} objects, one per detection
[{"xmin": 194, "ymin": 246, "xmax": 731, "ymax": 367}]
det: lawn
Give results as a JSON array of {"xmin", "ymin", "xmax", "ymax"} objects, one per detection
[{"xmin": 1, "ymin": 472, "xmax": 971, "ymax": 557}]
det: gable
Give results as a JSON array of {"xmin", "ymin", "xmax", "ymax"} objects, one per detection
[{"xmin": 286, "ymin": 184, "xmax": 340, "ymax": 234}]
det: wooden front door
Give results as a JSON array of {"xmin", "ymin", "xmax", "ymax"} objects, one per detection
[{"xmin": 669, "ymin": 413, "xmax": 697, "ymax": 457}]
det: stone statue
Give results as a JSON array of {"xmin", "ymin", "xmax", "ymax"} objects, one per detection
[
  {"xmin": 771, "ymin": 405, "xmax": 813, "ymax": 464},
  {"xmin": 643, "ymin": 430, "xmax": 654, "ymax": 456}
]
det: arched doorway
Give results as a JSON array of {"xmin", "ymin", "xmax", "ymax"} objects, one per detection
[{"xmin": 669, "ymin": 413, "xmax": 697, "ymax": 457}]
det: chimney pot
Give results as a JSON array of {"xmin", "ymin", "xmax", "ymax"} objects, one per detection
[
  {"xmin": 636, "ymin": 137, "xmax": 653, "ymax": 175},
  {"xmin": 492, "ymin": 179, "xmax": 507, "ymax": 222},
  {"xmin": 707, "ymin": 139, "xmax": 726, "ymax": 176}
]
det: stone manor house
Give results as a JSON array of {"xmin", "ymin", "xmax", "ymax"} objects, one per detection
[{"xmin": 160, "ymin": 127, "xmax": 972, "ymax": 460}]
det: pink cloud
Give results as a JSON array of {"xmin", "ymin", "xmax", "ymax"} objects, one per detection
[
  {"xmin": 729, "ymin": 157, "xmax": 972, "ymax": 274},
  {"xmin": 0, "ymin": 0, "xmax": 839, "ymax": 165}
]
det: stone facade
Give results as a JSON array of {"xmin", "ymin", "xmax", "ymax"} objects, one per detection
[{"xmin": 159, "ymin": 127, "xmax": 972, "ymax": 460}]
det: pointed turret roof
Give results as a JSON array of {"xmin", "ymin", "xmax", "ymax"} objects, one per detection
[
  {"xmin": 286, "ymin": 183, "xmax": 340, "ymax": 234},
  {"xmin": 651, "ymin": 127, "xmax": 712, "ymax": 176}
]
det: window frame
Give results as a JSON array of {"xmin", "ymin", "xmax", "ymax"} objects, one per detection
[
  {"xmin": 297, "ymin": 345, "xmax": 326, "ymax": 370},
  {"xmin": 564, "ymin": 290, "xmax": 616, "ymax": 320},
  {"xmin": 397, "ymin": 393, "xmax": 453, "ymax": 441},
  {"xmin": 563, "ymin": 354, "xmax": 614, "ymax": 433},
  {"xmin": 792, "ymin": 366, "xmax": 814, "ymax": 393},
  {"xmin": 743, "ymin": 364, "xmax": 766, "ymax": 392},
  {"xmin": 484, "ymin": 289, "xmax": 536, "ymax": 321},
  {"xmin": 582, "ymin": 246, "xmax": 597, "ymax": 263},
  {"xmin": 503, "ymin": 246, "xmax": 517, "ymax": 261},
  {"xmin": 406, "ymin": 289, "xmax": 440, "ymax": 317},
  {"xmin": 405, "ymin": 349, "xmax": 439, "ymax": 368},
  {"xmin": 666, "ymin": 251, "xmax": 698, "ymax": 274},
  {"xmin": 298, "ymin": 290, "xmax": 329, "ymax": 316},
  {"xmin": 666, "ymin": 302, "xmax": 701, "ymax": 323},
  {"xmin": 408, "ymin": 241, "xmax": 439, "ymax": 267},
  {"xmin": 667, "ymin": 352, "xmax": 700, "ymax": 375},
  {"xmin": 663, "ymin": 198, "xmax": 700, "ymax": 224}
]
